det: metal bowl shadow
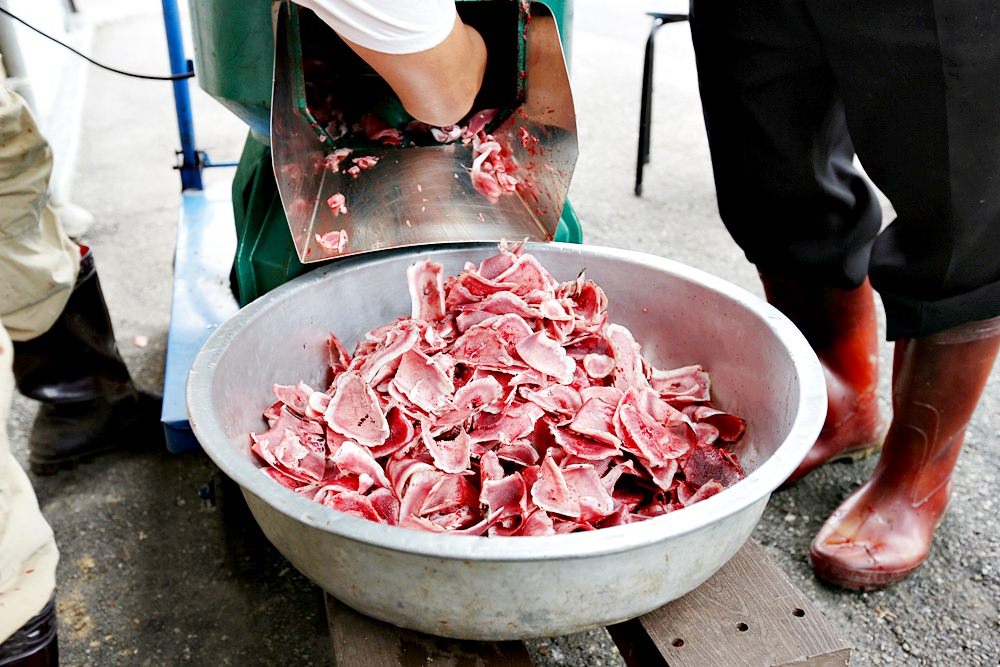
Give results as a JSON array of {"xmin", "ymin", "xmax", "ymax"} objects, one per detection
[{"xmin": 186, "ymin": 242, "xmax": 826, "ymax": 640}]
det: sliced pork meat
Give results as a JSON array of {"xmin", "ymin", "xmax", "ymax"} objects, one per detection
[
  {"xmin": 315, "ymin": 229, "xmax": 348, "ymax": 253},
  {"xmin": 247, "ymin": 243, "xmax": 747, "ymax": 535}
]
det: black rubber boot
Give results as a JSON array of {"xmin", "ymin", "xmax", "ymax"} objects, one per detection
[
  {"xmin": 12, "ymin": 247, "xmax": 162, "ymax": 475},
  {"xmin": 0, "ymin": 596, "xmax": 58, "ymax": 666}
]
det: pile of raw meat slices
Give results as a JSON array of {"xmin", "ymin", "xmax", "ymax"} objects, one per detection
[{"xmin": 248, "ymin": 242, "xmax": 747, "ymax": 536}]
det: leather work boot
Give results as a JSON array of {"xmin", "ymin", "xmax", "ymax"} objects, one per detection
[
  {"xmin": 759, "ymin": 272, "xmax": 884, "ymax": 485},
  {"xmin": 810, "ymin": 318, "xmax": 1000, "ymax": 589},
  {"xmin": 0, "ymin": 595, "xmax": 58, "ymax": 666},
  {"xmin": 12, "ymin": 247, "xmax": 162, "ymax": 475}
]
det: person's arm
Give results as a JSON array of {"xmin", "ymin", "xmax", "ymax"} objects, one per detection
[{"xmin": 293, "ymin": 0, "xmax": 487, "ymax": 127}]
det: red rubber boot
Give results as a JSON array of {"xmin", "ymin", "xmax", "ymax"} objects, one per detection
[
  {"xmin": 810, "ymin": 318, "xmax": 1000, "ymax": 589},
  {"xmin": 759, "ymin": 273, "xmax": 884, "ymax": 485}
]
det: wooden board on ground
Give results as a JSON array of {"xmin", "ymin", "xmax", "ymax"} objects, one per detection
[
  {"xmin": 326, "ymin": 540, "xmax": 851, "ymax": 666},
  {"xmin": 326, "ymin": 595, "xmax": 532, "ymax": 667},
  {"xmin": 607, "ymin": 541, "xmax": 851, "ymax": 666}
]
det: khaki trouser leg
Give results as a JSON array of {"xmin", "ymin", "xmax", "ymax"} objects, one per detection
[
  {"xmin": 0, "ymin": 86, "xmax": 78, "ymax": 641},
  {"xmin": 0, "ymin": 85, "xmax": 80, "ymax": 342},
  {"xmin": 0, "ymin": 322, "xmax": 58, "ymax": 643}
]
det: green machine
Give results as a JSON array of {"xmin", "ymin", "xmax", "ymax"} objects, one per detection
[{"xmin": 189, "ymin": 0, "xmax": 581, "ymax": 306}]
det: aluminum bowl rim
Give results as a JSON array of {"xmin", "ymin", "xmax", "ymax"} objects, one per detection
[{"xmin": 187, "ymin": 242, "xmax": 826, "ymax": 562}]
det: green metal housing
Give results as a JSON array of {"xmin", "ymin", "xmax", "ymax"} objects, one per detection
[{"xmin": 190, "ymin": 0, "xmax": 580, "ymax": 306}]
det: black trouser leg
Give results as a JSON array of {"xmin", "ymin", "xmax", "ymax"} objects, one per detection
[{"xmin": 690, "ymin": 0, "xmax": 1000, "ymax": 339}]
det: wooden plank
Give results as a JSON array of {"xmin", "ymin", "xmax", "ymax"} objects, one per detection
[
  {"xmin": 325, "ymin": 595, "xmax": 533, "ymax": 667},
  {"xmin": 609, "ymin": 541, "xmax": 851, "ymax": 667}
]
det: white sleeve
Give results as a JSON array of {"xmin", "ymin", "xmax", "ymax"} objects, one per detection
[{"xmin": 293, "ymin": 0, "xmax": 458, "ymax": 55}]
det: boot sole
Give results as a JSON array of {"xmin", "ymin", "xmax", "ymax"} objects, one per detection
[{"xmin": 811, "ymin": 552, "xmax": 923, "ymax": 591}]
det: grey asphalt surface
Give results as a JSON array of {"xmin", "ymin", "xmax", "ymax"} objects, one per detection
[{"xmin": 8, "ymin": 1, "xmax": 998, "ymax": 665}]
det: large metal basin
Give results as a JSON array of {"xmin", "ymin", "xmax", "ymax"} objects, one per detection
[{"xmin": 186, "ymin": 242, "xmax": 825, "ymax": 640}]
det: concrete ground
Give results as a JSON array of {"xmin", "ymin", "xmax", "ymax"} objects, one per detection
[{"xmin": 8, "ymin": 0, "xmax": 998, "ymax": 665}]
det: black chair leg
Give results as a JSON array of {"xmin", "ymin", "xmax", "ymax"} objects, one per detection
[
  {"xmin": 634, "ymin": 14, "xmax": 689, "ymax": 198},
  {"xmin": 635, "ymin": 19, "xmax": 661, "ymax": 197}
]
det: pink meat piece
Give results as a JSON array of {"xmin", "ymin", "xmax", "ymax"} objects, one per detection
[
  {"xmin": 605, "ymin": 324, "xmax": 650, "ymax": 392},
  {"xmin": 357, "ymin": 321, "xmax": 420, "ymax": 384},
  {"xmin": 531, "ymin": 454, "xmax": 615, "ymax": 520},
  {"xmin": 683, "ymin": 444, "xmax": 746, "ymax": 488},
  {"xmin": 251, "ymin": 406, "xmax": 327, "ymax": 483},
  {"xmin": 679, "ymin": 480, "xmax": 724, "ymax": 507},
  {"xmin": 324, "ymin": 371, "xmax": 390, "ymax": 447},
  {"xmin": 479, "ymin": 449, "xmax": 506, "ymax": 483},
  {"xmin": 431, "ymin": 124, "xmax": 463, "ymax": 143},
  {"xmin": 359, "ymin": 113, "xmax": 403, "ymax": 146},
  {"xmin": 453, "ymin": 375, "xmax": 503, "ymax": 411},
  {"xmin": 683, "ymin": 404, "xmax": 747, "ymax": 443},
  {"xmin": 469, "ymin": 402, "xmax": 543, "ymax": 445},
  {"xmin": 530, "ymin": 454, "xmax": 577, "ymax": 517},
  {"xmin": 352, "ymin": 155, "xmax": 380, "ymax": 170},
  {"xmin": 420, "ymin": 426, "xmax": 471, "ymax": 474},
  {"xmin": 315, "ymin": 229, "xmax": 348, "ymax": 253},
  {"xmin": 272, "ymin": 382, "xmax": 313, "ymax": 416},
  {"xmin": 495, "ymin": 254, "xmax": 556, "ymax": 296},
  {"xmin": 519, "ymin": 509, "xmax": 556, "ymax": 536},
  {"xmin": 306, "ymin": 391, "xmax": 331, "ymax": 421},
  {"xmin": 456, "ymin": 269, "xmax": 518, "ymax": 300},
  {"xmin": 323, "ymin": 147, "xmax": 353, "ymax": 173},
  {"xmin": 600, "ymin": 459, "xmax": 644, "ymax": 494},
  {"xmin": 397, "ymin": 469, "xmax": 442, "ymax": 521},
  {"xmin": 346, "ymin": 165, "xmax": 361, "ymax": 178},
  {"xmin": 550, "ymin": 424, "xmax": 620, "ymax": 461},
  {"xmin": 569, "ymin": 398, "xmax": 621, "ymax": 447},
  {"xmin": 495, "ymin": 440, "xmax": 540, "ymax": 466},
  {"xmin": 463, "ymin": 109, "xmax": 498, "ymax": 141},
  {"xmin": 478, "ymin": 247, "xmax": 517, "ymax": 279},
  {"xmin": 326, "ymin": 193, "xmax": 347, "ymax": 216},
  {"xmin": 391, "ymin": 349, "xmax": 455, "ymax": 415},
  {"xmin": 464, "ymin": 290, "xmax": 539, "ymax": 320},
  {"xmin": 386, "ymin": 456, "xmax": 437, "ymax": 499},
  {"xmin": 516, "ymin": 331, "xmax": 576, "ymax": 384},
  {"xmin": 579, "ymin": 386, "xmax": 624, "ymax": 405},
  {"xmin": 331, "ymin": 440, "xmax": 391, "ymax": 489},
  {"xmin": 643, "ymin": 458, "xmax": 679, "ymax": 492},
  {"xmin": 614, "ymin": 392, "xmax": 691, "ymax": 466},
  {"xmin": 565, "ymin": 334, "xmax": 611, "ymax": 359},
  {"xmin": 650, "ymin": 364, "xmax": 712, "ymax": 402},
  {"xmin": 420, "ymin": 473, "xmax": 478, "ymax": 515},
  {"xmin": 253, "ymin": 428, "xmax": 327, "ymax": 484},
  {"xmin": 450, "ymin": 314, "xmax": 532, "ymax": 368},
  {"xmin": 327, "ymin": 333, "xmax": 352, "ymax": 375},
  {"xmin": 582, "ymin": 353, "xmax": 615, "ymax": 379},
  {"xmin": 263, "ymin": 400, "xmax": 283, "ymax": 426},
  {"xmin": 369, "ymin": 406, "xmax": 416, "ymax": 458},
  {"xmin": 455, "ymin": 309, "xmax": 495, "ymax": 332},
  {"xmin": 311, "ymin": 468, "xmax": 367, "ymax": 501},
  {"xmin": 262, "ymin": 466, "xmax": 305, "ymax": 490},
  {"xmin": 368, "ymin": 487, "xmax": 400, "ymax": 525},
  {"xmin": 520, "ymin": 384, "xmax": 582, "ymax": 415},
  {"xmin": 597, "ymin": 505, "xmax": 635, "ymax": 528},
  {"xmin": 508, "ymin": 369, "xmax": 546, "ymax": 388},
  {"xmin": 481, "ymin": 472, "xmax": 528, "ymax": 519},
  {"xmin": 568, "ymin": 280, "xmax": 608, "ymax": 332},
  {"xmin": 635, "ymin": 387, "xmax": 672, "ymax": 423},
  {"xmin": 692, "ymin": 422, "xmax": 721, "ymax": 446},
  {"xmin": 406, "ymin": 260, "xmax": 446, "ymax": 322},
  {"xmin": 470, "ymin": 133, "xmax": 520, "ymax": 203},
  {"xmin": 323, "ymin": 491, "xmax": 383, "ymax": 522}
]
